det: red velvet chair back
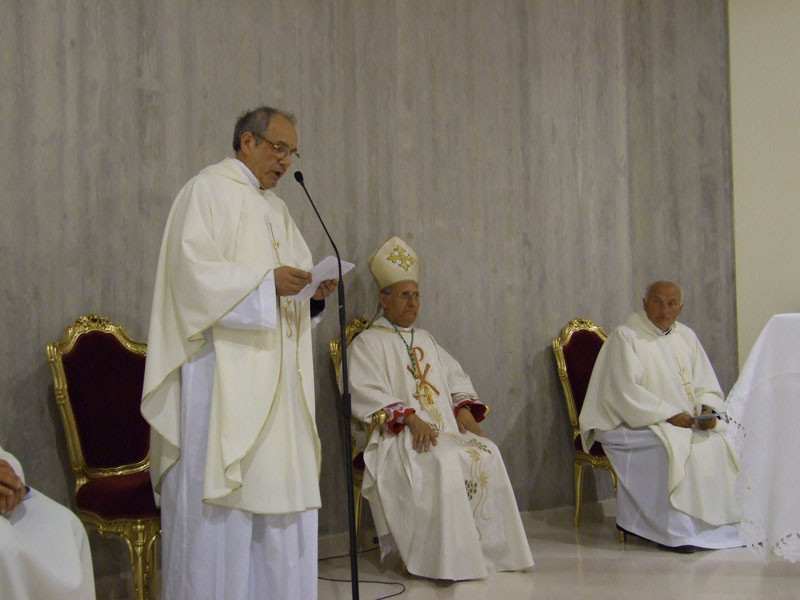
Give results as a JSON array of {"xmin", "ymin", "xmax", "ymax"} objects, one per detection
[
  {"xmin": 61, "ymin": 330, "xmax": 149, "ymax": 469},
  {"xmin": 560, "ymin": 329, "xmax": 605, "ymax": 414}
]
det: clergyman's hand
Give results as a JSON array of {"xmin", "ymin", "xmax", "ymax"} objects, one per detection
[
  {"xmin": 666, "ymin": 412, "xmax": 694, "ymax": 428},
  {"xmin": 405, "ymin": 413, "xmax": 438, "ymax": 453},
  {"xmin": 312, "ymin": 278, "xmax": 338, "ymax": 301},
  {"xmin": 456, "ymin": 406, "xmax": 486, "ymax": 437},
  {"xmin": 0, "ymin": 459, "xmax": 26, "ymax": 515},
  {"xmin": 697, "ymin": 407, "xmax": 717, "ymax": 430},
  {"xmin": 274, "ymin": 266, "xmax": 312, "ymax": 297}
]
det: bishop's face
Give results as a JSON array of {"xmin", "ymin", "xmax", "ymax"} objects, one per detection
[
  {"xmin": 238, "ymin": 114, "xmax": 298, "ymax": 190},
  {"xmin": 643, "ymin": 282, "xmax": 683, "ymax": 332},
  {"xmin": 380, "ymin": 281, "xmax": 420, "ymax": 328}
]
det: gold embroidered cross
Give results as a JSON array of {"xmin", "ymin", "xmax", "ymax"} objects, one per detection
[
  {"xmin": 386, "ymin": 245, "xmax": 415, "ymax": 271},
  {"xmin": 407, "ymin": 347, "xmax": 439, "ymax": 405}
]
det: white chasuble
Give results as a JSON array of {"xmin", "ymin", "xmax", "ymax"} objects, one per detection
[
  {"xmin": 579, "ymin": 312, "xmax": 740, "ymax": 529},
  {"xmin": 141, "ymin": 157, "xmax": 321, "ymax": 513},
  {"xmin": 0, "ymin": 445, "xmax": 95, "ymax": 600},
  {"xmin": 349, "ymin": 317, "xmax": 533, "ymax": 580}
]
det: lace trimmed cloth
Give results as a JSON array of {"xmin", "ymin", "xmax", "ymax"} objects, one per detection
[{"xmin": 726, "ymin": 313, "xmax": 800, "ymax": 562}]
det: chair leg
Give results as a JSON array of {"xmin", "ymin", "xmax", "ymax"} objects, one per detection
[
  {"xmin": 354, "ymin": 483, "xmax": 363, "ymax": 537},
  {"xmin": 145, "ymin": 527, "xmax": 161, "ymax": 599},
  {"xmin": 573, "ymin": 461, "xmax": 585, "ymax": 528},
  {"xmin": 123, "ymin": 520, "xmax": 160, "ymax": 600}
]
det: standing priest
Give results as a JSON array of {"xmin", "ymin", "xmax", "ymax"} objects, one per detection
[
  {"xmin": 141, "ymin": 106, "xmax": 336, "ymax": 600},
  {"xmin": 579, "ymin": 281, "xmax": 741, "ymax": 552},
  {"xmin": 348, "ymin": 235, "xmax": 534, "ymax": 580}
]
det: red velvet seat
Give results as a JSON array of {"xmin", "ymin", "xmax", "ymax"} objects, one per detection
[
  {"xmin": 552, "ymin": 318, "xmax": 618, "ymax": 527},
  {"xmin": 47, "ymin": 314, "xmax": 160, "ymax": 600},
  {"xmin": 75, "ymin": 470, "xmax": 158, "ymax": 520}
]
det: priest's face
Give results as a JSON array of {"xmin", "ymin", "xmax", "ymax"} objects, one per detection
[
  {"xmin": 643, "ymin": 282, "xmax": 683, "ymax": 332},
  {"xmin": 237, "ymin": 114, "xmax": 298, "ymax": 190},
  {"xmin": 380, "ymin": 282, "xmax": 420, "ymax": 328}
]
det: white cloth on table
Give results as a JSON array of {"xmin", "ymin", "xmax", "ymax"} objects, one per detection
[
  {"xmin": 727, "ymin": 313, "xmax": 800, "ymax": 562},
  {"xmin": 0, "ymin": 445, "xmax": 95, "ymax": 600},
  {"xmin": 580, "ymin": 311, "xmax": 741, "ymax": 547},
  {"xmin": 349, "ymin": 317, "xmax": 533, "ymax": 580}
]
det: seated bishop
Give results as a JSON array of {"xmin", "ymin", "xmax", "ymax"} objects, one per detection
[
  {"xmin": 348, "ymin": 236, "xmax": 534, "ymax": 580},
  {"xmin": 579, "ymin": 281, "xmax": 742, "ymax": 552},
  {"xmin": 1, "ymin": 442, "xmax": 95, "ymax": 599}
]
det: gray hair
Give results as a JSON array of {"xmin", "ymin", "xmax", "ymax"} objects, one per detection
[
  {"xmin": 644, "ymin": 280, "xmax": 682, "ymax": 302},
  {"xmin": 232, "ymin": 106, "xmax": 296, "ymax": 152}
]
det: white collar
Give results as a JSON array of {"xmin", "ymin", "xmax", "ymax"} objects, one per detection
[
  {"xmin": 234, "ymin": 158, "xmax": 261, "ymax": 190},
  {"xmin": 639, "ymin": 311, "xmax": 675, "ymax": 336}
]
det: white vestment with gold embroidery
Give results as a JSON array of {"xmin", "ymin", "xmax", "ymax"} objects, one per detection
[
  {"xmin": 349, "ymin": 317, "xmax": 533, "ymax": 580},
  {"xmin": 141, "ymin": 159, "xmax": 321, "ymax": 599},
  {"xmin": 579, "ymin": 312, "xmax": 741, "ymax": 547}
]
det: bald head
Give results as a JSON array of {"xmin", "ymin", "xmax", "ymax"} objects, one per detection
[{"xmin": 643, "ymin": 281, "xmax": 683, "ymax": 332}]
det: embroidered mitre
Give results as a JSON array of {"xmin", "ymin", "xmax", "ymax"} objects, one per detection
[{"xmin": 369, "ymin": 235, "xmax": 420, "ymax": 290}]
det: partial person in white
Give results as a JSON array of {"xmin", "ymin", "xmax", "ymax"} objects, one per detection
[{"xmin": 1, "ymin": 442, "xmax": 95, "ymax": 599}]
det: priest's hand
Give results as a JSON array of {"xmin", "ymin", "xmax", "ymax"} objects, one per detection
[
  {"xmin": 274, "ymin": 266, "xmax": 312, "ymax": 297},
  {"xmin": 456, "ymin": 406, "xmax": 486, "ymax": 437},
  {"xmin": 405, "ymin": 413, "xmax": 438, "ymax": 453},
  {"xmin": 312, "ymin": 278, "xmax": 338, "ymax": 301},
  {"xmin": 697, "ymin": 407, "xmax": 717, "ymax": 430},
  {"xmin": 0, "ymin": 459, "xmax": 26, "ymax": 515},
  {"xmin": 666, "ymin": 412, "xmax": 694, "ymax": 428}
]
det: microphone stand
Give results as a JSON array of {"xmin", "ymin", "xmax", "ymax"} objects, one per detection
[{"xmin": 294, "ymin": 171, "xmax": 360, "ymax": 600}]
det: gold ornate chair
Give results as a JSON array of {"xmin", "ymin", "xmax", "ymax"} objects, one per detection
[
  {"xmin": 47, "ymin": 314, "xmax": 160, "ymax": 600},
  {"xmin": 552, "ymin": 317, "xmax": 618, "ymax": 528},
  {"xmin": 330, "ymin": 316, "xmax": 387, "ymax": 535}
]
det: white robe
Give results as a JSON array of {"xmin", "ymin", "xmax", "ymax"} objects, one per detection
[
  {"xmin": 0, "ymin": 445, "xmax": 95, "ymax": 600},
  {"xmin": 349, "ymin": 317, "xmax": 533, "ymax": 580},
  {"xmin": 142, "ymin": 159, "xmax": 320, "ymax": 599},
  {"xmin": 141, "ymin": 158, "xmax": 320, "ymax": 509},
  {"xmin": 579, "ymin": 311, "xmax": 741, "ymax": 547}
]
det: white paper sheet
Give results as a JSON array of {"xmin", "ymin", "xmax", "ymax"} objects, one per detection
[{"xmin": 289, "ymin": 255, "xmax": 355, "ymax": 301}]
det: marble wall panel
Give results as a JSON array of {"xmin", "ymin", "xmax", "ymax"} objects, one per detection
[{"xmin": 0, "ymin": 1, "xmax": 734, "ymax": 572}]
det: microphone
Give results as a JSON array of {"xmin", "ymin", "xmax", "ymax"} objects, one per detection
[
  {"xmin": 294, "ymin": 170, "xmax": 339, "ymax": 261},
  {"xmin": 293, "ymin": 170, "xmax": 361, "ymax": 599}
]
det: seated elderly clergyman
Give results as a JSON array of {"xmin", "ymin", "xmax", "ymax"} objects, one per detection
[
  {"xmin": 579, "ymin": 281, "xmax": 742, "ymax": 553},
  {"xmin": 0, "ymin": 442, "xmax": 95, "ymax": 599},
  {"xmin": 348, "ymin": 236, "xmax": 534, "ymax": 580}
]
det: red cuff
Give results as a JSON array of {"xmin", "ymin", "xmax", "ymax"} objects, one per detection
[
  {"xmin": 387, "ymin": 406, "xmax": 416, "ymax": 434},
  {"xmin": 454, "ymin": 400, "xmax": 487, "ymax": 422}
]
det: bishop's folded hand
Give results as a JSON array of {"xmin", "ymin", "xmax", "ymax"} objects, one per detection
[
  {"xmin": 456, "ymin": 406, "xmax": 486, "ymax": 437},
  {"xmin": 405, "ymin": 413, "xmax": 438, "ymax": 453}
]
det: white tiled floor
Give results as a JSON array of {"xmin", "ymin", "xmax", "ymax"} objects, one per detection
[{"xmin": 318, "ymin": 508, "xmax": 800, "ymax": 600}]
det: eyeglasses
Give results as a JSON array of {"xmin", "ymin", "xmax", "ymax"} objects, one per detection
[
  {"xmin": 390, "ymin": 291, "xmax": 421, "ymax": 302},
  {"xmin": 252, "ymin": 132, "xmax": 300, "ymax": 160}
]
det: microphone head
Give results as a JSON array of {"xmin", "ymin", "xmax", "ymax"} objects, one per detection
[{"xmin": 293, "ymin": 171, "xmax": 304, "ymax": 184}]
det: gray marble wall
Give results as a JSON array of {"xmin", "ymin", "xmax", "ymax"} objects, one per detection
[{"xmin": 1, "ymin": 0, "xmax": 734, "ymax": 581}]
